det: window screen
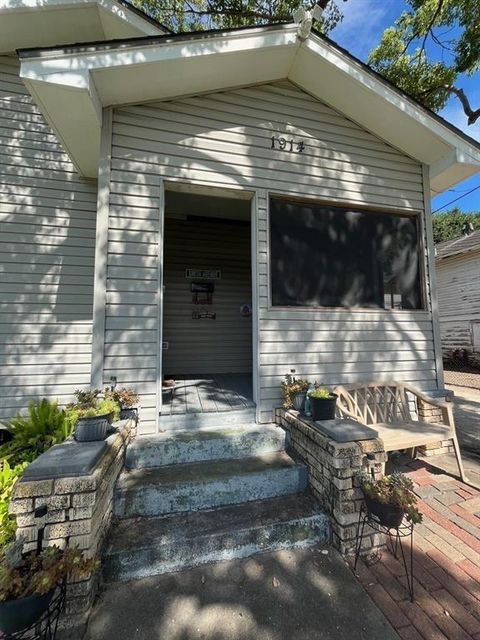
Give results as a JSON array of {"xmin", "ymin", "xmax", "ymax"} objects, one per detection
[{"xmin": 269, "ymin": 198, "xmax": 423, "ymax": 310}]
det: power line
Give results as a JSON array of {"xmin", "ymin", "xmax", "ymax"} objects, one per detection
[{"xmin": 432, "ymin": 183, "xmax": 480, "ymax": 213}]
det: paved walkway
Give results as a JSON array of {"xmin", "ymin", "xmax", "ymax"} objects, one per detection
[
  {"xmin": 351, "ymin": 458, "xmax": 480, "ymax": 640},
  {"xmin": 86, "ymin": 545, "xmax": 398, "ymax": 640}
]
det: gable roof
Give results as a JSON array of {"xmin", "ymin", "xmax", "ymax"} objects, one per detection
[
  {"xmin": 0, "ymin": 0, "xmax": 167, "ymax": 54},
  {"xmin": 16, "ymin": 22, "xmax": 480, "ymax": 185},
  {"xmin": 436, "ymin": 230, "xmax": 480, "ymax": 261}
]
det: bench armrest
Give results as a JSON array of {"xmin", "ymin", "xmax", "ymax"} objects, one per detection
[
  {"xmin": 403, "ymin": 384, "xmax": 454, "ymax": 428},
  {"xmin": 402, "ymin": 384, "xmax": 449, "ymax": 409}
]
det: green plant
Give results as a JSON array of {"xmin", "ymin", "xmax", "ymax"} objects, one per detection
[
  {"xmin": 0, "ymin": 400, "xmax": 73, "ymax": 467},
  {"xmin": 0, "ymin": 542, "xmax": 98, "ymax": 602},
  {"xmin": 0, "ymin": 461, "xmax": 28, "ymax": 550},
  {"xmin": 358, "ymin": 472, "xmax": 423, "ymax": 524},
  {"xmin": 281, "ymin": 374, "xmax": 310, "ymax": 409},
  {"xmin": 72, "ymin": 389, "xmax": 101, "ymax": 409},
  {"xmin": 308, "ymin": 386, "xmax": 335, "ymax": 400},
  {"xmin": 105, "ymin": 387, "xmax": 139, "ymax": 408},
  {"xmin": 65, "ymin": 393, "xmax": 120, "ymax": 427}
]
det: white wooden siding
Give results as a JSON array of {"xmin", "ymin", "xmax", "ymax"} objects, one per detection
[
  {"xmin": 436, "ymin": 250, "xmax": 480, "ymax": 364},
  {"xmin": 108, "ymin": 80, "xmax": 437, "ymax": 430},
  {"xmin": 0, "ymin": 56, "xmax": 97, "ymax": 418}
]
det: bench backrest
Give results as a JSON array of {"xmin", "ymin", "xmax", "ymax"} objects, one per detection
[{"xmin": 334, "ymin": 383, "xmax": 411, "ymax": 426}]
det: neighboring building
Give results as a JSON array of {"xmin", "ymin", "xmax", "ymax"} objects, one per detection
[
  {"xmin": 436, "ymin": 228, "xmax": 480, "ymax": 367},
  {"xmin": 2, "ymin": 0, "xmax": 480, "ymax": 434}
]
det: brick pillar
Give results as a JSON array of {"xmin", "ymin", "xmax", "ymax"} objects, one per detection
[
  {"xmin": 276, "ymin": 409, "xmax": 387, "ymax": 557},
  {"xmin": 416, "ymin": 398, "xmax": 454, "ymax": 457},
  {"xmin": 10, "ymin": 419, "xmax": 134, "ymax": 636}
]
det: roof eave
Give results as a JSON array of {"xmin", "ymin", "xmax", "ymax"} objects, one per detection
[
  {"xmin": 0, "ymin": 0, "xmax": 166, "ymax": 54},
  {"xmin": 18, "ymin": 23, "xmax": 480, "ymax": 187}
]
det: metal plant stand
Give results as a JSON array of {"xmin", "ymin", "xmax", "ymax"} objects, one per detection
[
  {"xmin": 354, "ymin": 504, "xmax": 415, "ymax": 602},
  {"xmin": 2, "ymin": 582, "xmax": 66, "ymax": 640}
]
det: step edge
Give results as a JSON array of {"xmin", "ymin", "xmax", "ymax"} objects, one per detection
[{"xmin": 105, "ymin": 510, "xmax": 329, "ymax": 556}]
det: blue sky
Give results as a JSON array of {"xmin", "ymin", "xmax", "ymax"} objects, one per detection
[{"xmin": 330, "ymin": 0, "xmax": 480, "ymax": 214}]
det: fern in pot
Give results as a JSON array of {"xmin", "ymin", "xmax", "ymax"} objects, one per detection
[{"xmin": 0, "ymin": 542, "xmax": 97, "ymax": 634}]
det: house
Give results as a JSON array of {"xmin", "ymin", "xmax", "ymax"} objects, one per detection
[
  {"xmin": 436, "ymin": 228, "xmax": 480, "ymax": 367},
  {"xmin": 2, "ymin": 0, "xmax": 480, "ymax": 437}
]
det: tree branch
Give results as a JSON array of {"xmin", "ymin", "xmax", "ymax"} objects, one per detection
[
  {"xmin": 419, "ymin": 84, "xmax": 480, "ymax": 125},
  {"xmin": 446, "ymin": 86, "xmax": 480, "ymax": 125}
]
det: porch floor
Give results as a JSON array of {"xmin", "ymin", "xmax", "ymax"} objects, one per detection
[{"xmin": 161, "ymin": 373, "xmax": 254, "ymax": 416}]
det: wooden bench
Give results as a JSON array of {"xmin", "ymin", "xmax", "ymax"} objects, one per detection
[{"xmin": 333, "ymin": 382, "xmax": 466, "ymax": 482}]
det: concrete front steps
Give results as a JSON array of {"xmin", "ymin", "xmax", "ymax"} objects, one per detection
[
  {"xmin": 114, "ymin": 451, "xmax": 308, "ymax": 517},
  {"xmin": 125, "ymin": 423, "xmax": 286, "ymax": 469},
  {"xmin": 104, "ymin": 493, "xmax": 330, "ymax": 582},
  {"xmin": 106, "ymin": 423, "xmax": 330, "ymax": 582}
]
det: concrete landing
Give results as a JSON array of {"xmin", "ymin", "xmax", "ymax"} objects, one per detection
[
  {"xmin": 86, "ymin": 545, "xmax": 399, "ymax": 640},
  {"xmin": 126, "ymin": 424, "xmax": 285, "ymax": 469}
]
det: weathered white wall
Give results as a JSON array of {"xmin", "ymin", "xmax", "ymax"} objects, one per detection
[
  {"xmin": 106, "ymin": 80, "xmax": 439, "ymax": 431},
  {"xmin": 436, "ymin": 250, "xmax": 480, "ymax": 365},
  {"xmin": 0, "ymin": 56, "xmax": 97, "ymax": 419}
]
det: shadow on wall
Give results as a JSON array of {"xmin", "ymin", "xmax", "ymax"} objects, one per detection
[{"xmin": 0, "ymin": 58, "xmax": 97, "ymax": 418}]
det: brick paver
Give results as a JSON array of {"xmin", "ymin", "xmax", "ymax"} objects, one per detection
[{"xmin": 349, "ymin": 459, "xmax": 480, "ymax": 640}]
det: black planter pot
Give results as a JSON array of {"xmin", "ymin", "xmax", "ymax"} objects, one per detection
[
  {"xmin": 310, "ymin": 394, "xmax": 338, "ymax": 421},
  {"xmin": 364, "ymin": 494, "xmax": 405, "ymax": 528},
  {"xmin": 0, "ymin": 590, "xmax": 54, "ymax": 634}
]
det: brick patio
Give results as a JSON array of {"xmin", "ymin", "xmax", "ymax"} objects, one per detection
[{"xmin": 349, "ymin": 459, "xmax": 480, "ymax": 640}]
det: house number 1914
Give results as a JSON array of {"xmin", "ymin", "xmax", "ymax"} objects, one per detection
[{"xmin": 271, "ymin": 136, "xmax": 305, "ymax": 153}]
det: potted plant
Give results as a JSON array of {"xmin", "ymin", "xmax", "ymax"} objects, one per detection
[
  {"xmin": 67, "ymin": 390, "xmax": 120, "ymax": 442},
  {"xmin": 358, "ymin": 472, "xmax": 423, "ymax": 528},
  {"xmin": 0, "ymin": 542, "xmax": 97, "ymax": 634},
  {"xmin": 105, "ymin": 387, "xmax": 139, "ymax": 420},
  {"xmin": 308, "ymin": 385, "xmax": 338, "ymax": 421},
  {"xmin": 281, "ymin": 374, "xmax": 310, "ymax": 412}
]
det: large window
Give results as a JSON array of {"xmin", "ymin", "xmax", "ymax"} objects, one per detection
[{"xmin": 269, "ymin": 197, "xmax": 423, "ymax": 310}]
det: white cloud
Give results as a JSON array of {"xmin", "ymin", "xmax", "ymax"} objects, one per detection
[{"xmin": 332, "ymin": 0, "xmax": 396, "ymax": 60}]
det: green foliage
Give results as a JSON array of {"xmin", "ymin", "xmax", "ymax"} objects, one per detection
[
  {"xmin": 0, "ymin": 461, "xmax": 28, "ymax": 549},
  {"xmin": 308, "ymin": 386, "xmax": 335, "ymax": 400},
  {"xmin": 0, "ymin": 400, "xmax": 73, "ymax": 467},
  {"xmin": 281, "ymin": 374, "xmax": 310, "ymax": 409},
  {"xmin": 368, "ymin": 0, "xmax": 480, "ymax": 125},
  {"xmin": 359, "ymin": 471, "xmax": 423, "ymax": 524},
  {"xmin": 433, "ymin": 208, "xmax": 480, "ymax": 243},
  {"xmin": 0, "ymin": 543, "xmax": 99, "ymax": 602},
  {"xmin": 132, "ymin": 0, "xmax": 345, "ymax": 34},
  {"xmin": 0, "ymin": 399, "xmax": 76, "ymax": 551},
  {"xmin": 72, "ymin": 388, "xmax": 101, "ymax": 408}
]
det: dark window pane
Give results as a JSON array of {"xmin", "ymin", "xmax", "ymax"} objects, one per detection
[{"xmin": 270, "ymin": 198, "xmax": 423, "ymax": 310}]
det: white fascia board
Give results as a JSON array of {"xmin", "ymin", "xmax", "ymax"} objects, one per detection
[
  {"xmin": 23, "ymin": 72, "xmax": 102, "ymax": 177},
  {"xmin": 0, "ymin": 0, "xmax": 163, "ymax": 53},
  {"xmin": 291, "ymin": 37, "xmax": 480, "ymax": 193}
]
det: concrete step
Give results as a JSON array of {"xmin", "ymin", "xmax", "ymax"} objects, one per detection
[
  {"xmin": 125, "ymin": 424, "xmax": 286, "ymax": 470},
  {"xmin": 114, "ymin": 451, "xmax": 307, "ymax": 518},
  {"xmin": 104, "ymin": 493, "xmax": 330, "ymax": 582},
  {"xmin": 158, "ymin": 408, "xmax": 256, "ymax": 432}
]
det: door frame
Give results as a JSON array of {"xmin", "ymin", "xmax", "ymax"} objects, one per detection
[{"xmin": 157, "ymin": 180, "xmax": 259, "ymax": 431}]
